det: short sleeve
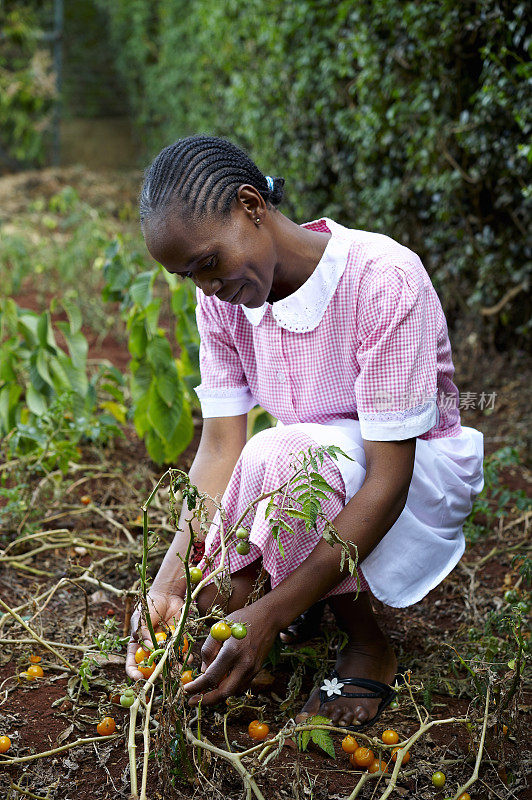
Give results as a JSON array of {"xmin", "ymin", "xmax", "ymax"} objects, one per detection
[
  {"xmin": 354, "ymin": 265, "xmax": 438, "ymax": 440},
  {"xmin": 194, "ymin": 290, "xmax": 256, "ymax": 418}
]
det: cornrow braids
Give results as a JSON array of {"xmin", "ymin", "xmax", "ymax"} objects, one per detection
[{"xmin": 139, "ymin": 135, "xmax": 285, "ymax": 224}]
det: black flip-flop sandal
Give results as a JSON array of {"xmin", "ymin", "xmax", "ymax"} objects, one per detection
[
  {"xmin": 318, "ymin": 668, "xmax": 398, "ymax": 732},
  {"xmin": 279, "ymin": 600, "xmax": 327, "ymax": 645}
]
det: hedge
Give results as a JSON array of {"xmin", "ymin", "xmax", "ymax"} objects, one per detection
[{"xmin": 98, "ymin": 0, "xmax": 531, "ymax": 347}]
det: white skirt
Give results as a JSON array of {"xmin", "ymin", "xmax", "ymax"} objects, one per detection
[{"xmin": 275, "ymin": 419, "xmax": 484, "ymax": 608}]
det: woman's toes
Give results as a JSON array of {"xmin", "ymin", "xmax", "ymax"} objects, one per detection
[
  {"xmin": 353, "ymin": 703, "xmax": 370, "ymax": 723},
  {"xmin": 296, "ymin": 689, "xmax": 321, "ymax": 723}
]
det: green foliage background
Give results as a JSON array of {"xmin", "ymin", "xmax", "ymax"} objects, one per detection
[{"xmin": 96, "ymin": 0, "xmax": 530, "ymax": 347}]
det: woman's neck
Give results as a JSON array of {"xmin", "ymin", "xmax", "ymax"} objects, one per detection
[{"xmin": 269, "ymin": 214, "xmax": 331, "ymax": 302}]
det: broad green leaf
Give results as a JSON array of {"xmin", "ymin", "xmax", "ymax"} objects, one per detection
[
  {"xmin": 99, "ymin": 400, "xmax": 127, "ymax": 424},
  {"xmin": 35, "ymin": 348, "xmax": 53, "ymax": 387},
  {"xmin": 147, "ymin": 381, "xmax": 180, "ymax": 441},
  {"xmin": 130, "ymin": 271, "xmax": 154, "ymax": 307},
  {"xmin": 145, "ymin": 428, "xmax": 166, "ymax": 464},
  {"xmin": 128, "ymin": 318, "xmax": 147, "ymax": 358},
  {"xmin": 26, "ymin": 384, "xmax": 47, "ymax": 415},
  {"xmin": 310, "ymin": 727, "xmax": 335, "ymax": 758},
  {"xmin": 163, "ymin": 399, "xmax": 194, "ymax": 461},
  {"xmin": 146, "ymin": 336, "xmax": 174, "ymax": 372},
  {"xmin": 156, "ymin": 367, "xmax": 182, "ymax": 407},
  {"xmin": 62, "ymin": 299, "xmax": 82, "ymax": 335},
  {"xmin": 64, "ymin": 330, "xmax": 88, "ymax": 370}
]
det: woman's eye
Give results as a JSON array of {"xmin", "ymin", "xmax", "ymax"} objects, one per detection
[{"xmin": 202, "ymin": 257, "xmax": 216, "ymax": 271}]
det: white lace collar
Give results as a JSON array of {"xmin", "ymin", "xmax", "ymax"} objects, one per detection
[{"xmin": 241, "ymin": 217, "xmax": 352, "ymax": 332}]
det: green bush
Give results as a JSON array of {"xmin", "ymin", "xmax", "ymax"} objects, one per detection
[
  {"xmin": 98, "ymin": 0, "xmax": 530, "ymax": 347},
  {"xmin": 0, "ymin": 5, "xmax": 55, "ymax": 166}
]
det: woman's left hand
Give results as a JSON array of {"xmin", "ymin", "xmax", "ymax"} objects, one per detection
[{"xmin": 183, "ymin": 599, "xmax": 280, "ymax": 707}]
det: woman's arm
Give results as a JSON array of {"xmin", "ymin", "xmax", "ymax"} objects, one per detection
[
  {"xmin": 151, "ymin": 414, "xmax": 248, "ymax": 595},
  {"xmin": 184, "ymin": 437, "xmax": 416, "ymax": 704}
]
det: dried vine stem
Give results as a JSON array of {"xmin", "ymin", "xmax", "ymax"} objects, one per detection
[
  {"xmin": 0, "ymin": 598, "xmax": 75, "ymax": 671},
  {"xmin": 452, "ymin": 687, "xmax": 490, "ymax": 800},
  {"xmin": 0, "ymin": 735, "xmax": 119, "ymax": 764}
]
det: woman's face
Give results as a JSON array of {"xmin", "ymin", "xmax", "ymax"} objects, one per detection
[{"xmin": 143, "ymin": 190, "xmax": 278, "ymax": 308}]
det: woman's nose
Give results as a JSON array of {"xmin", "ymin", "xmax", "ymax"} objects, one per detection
[{"xmin": 196, "ymin": 277, "xmax": 222, "ymax": 296}]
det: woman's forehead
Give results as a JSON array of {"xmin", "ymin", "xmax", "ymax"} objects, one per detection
[{"xmin": 144, "ymin": 211, "xmax": 219, "ymax": 268}]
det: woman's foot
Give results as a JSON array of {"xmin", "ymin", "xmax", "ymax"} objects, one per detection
[
  {"xmin": 295, "ymin": 593, "xmax": 397, "ymax": 728},
  {"xmin": 279, "ymin": 600, "xmax": 327, "ymax": 644}
]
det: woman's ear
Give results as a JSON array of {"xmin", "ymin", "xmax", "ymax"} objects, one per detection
[{"xmin": 236, "ymin": 184, "xmax": 266, "ymax": 221}]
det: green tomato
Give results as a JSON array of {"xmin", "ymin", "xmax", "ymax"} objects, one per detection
[
  {"xmin": 236, "ymin": 527, "xmax": 250, "ymax": 540},
  {"xmin": 431, "ymin": 771, "xmax": 446, "ymax": 788},
  {"xmin": 235, "ymin": 541, "xmax": 250, "ymax": 556},
  {"xmin": 389, "ymin": 700, "xmax": 399, "ymax": 709},
  {"xmin": 231, "ymin": 623, "xmax": 248, "ymax": 640},
  {"xmin": 189, "ymin": 567, "xmax": 203, "ymax": 584},
  {"xmin": 516, "ymin": 600, "xmax": 530, "ymax": 614},
  {"xmin": 504, "ymin": 589, "xmax": 519, "ymax": 604},
  {"xmin": 210, "ymin": 621, "xmax": 232, "ymax": 642},
  {"xmin": 123, "ymin": 687, "xmax": 135, "ymax": 697},
  {"xmin": 120, "ymin": 693, "xmax": 135, "ymax": 708}
]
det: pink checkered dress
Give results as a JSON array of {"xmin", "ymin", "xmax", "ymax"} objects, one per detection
[{"xmin": 193, "ymin": 218, "xmax": 484, "ymax": 607}]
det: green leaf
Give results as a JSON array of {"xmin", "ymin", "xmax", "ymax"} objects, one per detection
[
  {"xmin": 26, "ymin": 384, "xmax": 47, "ymax": 415},
  {"xmin": 156, "ymin": 367, "xmax": 182, "ymax": 407},
  {"xmin": 130, "ymin": 271, "xmax": 154, "ymax": 307},
  {"xmin": 310, "ymin": 727, "xmax": 335, "ymax": 758},
  {"xmin": 147, "ymin": 381, "xmax": 180, "ymax": 441},
  {"xmin": 64, "ymin": 330, "xmax": 88, "ymax": 370},
  {"xmin": 128, "ymin": 318, "xmax": 147, "ymax": 358},
  {"xmin": 62, "ymin": 299, "xmax": 82, "ymax": 335},
  {"xmin": 146, "ymin": 336, "xmax": 174, "ymax": 372}
]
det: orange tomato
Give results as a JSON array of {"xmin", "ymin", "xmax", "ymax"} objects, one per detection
[
  {"xmin": 134, "ymin": 645, "xmax": 151, "ymax": 665},
  {"xmin": 457, "ymin": 795, "xmax": 471, "ymax": 800},
  {"xmin": 350, "ymin": 747, "xmax": 374, "ymax": 769},
  {"xmin": 109, "ymin": 692, "xmax": 121, "ymax": 705},
  {"xmin": 29, "ymin": 655, "xmax": 42, "ymax": 664},
  {"xmin": 96, "ymin": 717, "xmax": 116, "ymax": 736},
  {"xmin": 80, "ymin": 495, "xmax": 91, "ymax": 505},
  {"xmin": 248, "ymin": 720, "xmax": 269, "ymax": 741},
  {"xmin": 391, "ymin": 746, "xmax": 410, "ymax": 764},
  {"xmin": 341, "ymin": 735, "xmax": 359, "ymax": 753},
  {"xmin": 138, "ymin": 662, "xmax": 156, "ymax": 679},
  {"xmin": 181, "ymin": 670, "xmax": 194, "ymax": 685},
  {"xmin": 0, "ymin": 736, "xmax": 11, "ymax": 753},
  {"xmin": 155, "ymin": 631, "xmax": 167, "ymax": 645},
  {"xmin": 178, "ymin": 634, "xmax": 189, "ymax": 656},
  {"xmin": 368, "ymin": 759, "xmax": 388, "ymax": 774},
  {"xmin": 381, "ymin": 729, "xmax": 399, "ymax": 745},
  {"xmin": 25, "ymin": 665, "xmax": 44, "ymax": 680}
]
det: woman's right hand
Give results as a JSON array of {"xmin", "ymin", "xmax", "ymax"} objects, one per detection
[{"xmin": 126, "ymin": 590, "xmax": 185, "ymax": 681}]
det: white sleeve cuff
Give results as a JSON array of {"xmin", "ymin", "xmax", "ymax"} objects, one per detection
[
  {"xmin": 194, "ymin": 385, "xmax": 257, "ymax": 418},
  {"xmin": 358, "ymin": 401, "xmax": 438, "ymax": 441}
]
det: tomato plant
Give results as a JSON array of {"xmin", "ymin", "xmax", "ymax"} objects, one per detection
[
  {"xmin": 248, "ymin": 720, "xmax": 269, "ymax": 741},
  {"xmin": 181, "ymin": 669, "xmax": 194, "ymax": 684},
  {"xmin": 382, "ymin": 729, "xmax": 399, "ymax": 744},
  {"xmin": 96, "ymin": 717, "xmax": 116, "ymax": 736},
  {"xmin": 350, "ymin": 747, "xmax": 374, "ymax": 768},
  {"xmin": 341, "ymin": 735, "xmax": 359, "ymax": 753},
  {"xmin": 210, "ymin": 621, "xmax": 232, "ymax": 642},
  {"xmin": 231, "ymin": 622, "xmax": 247, "ymax": 639},
  {"xmin": 0, "ymin": 735, "xmax": 11, "ymax": 753}
]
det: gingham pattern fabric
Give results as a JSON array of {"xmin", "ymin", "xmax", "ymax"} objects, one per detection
[
  {"xmin": 194, "ymin": 218, "xmax": 462, "ymax": 441},
  {"xmin": 197, "ymin": 425, "xmax": 369, "ymax": 597}
]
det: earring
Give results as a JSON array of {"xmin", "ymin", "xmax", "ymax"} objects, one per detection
[{"xmin": 255, "ymin": 217, "xmax": 260, "ymax": 226}]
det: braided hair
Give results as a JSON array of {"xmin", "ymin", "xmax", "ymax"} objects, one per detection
[{"xmin": 140, "ymin": 135, "xmax": 285, "ymax": 225}]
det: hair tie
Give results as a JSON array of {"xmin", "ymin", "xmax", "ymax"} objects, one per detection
[{"xmin": 265, "ymin": 175, "xmax": 274, "ymax": 192}]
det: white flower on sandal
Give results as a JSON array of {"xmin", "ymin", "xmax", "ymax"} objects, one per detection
[{"xmin": 320, "ymin": 677, "xmax": 344, "ymax": 697}]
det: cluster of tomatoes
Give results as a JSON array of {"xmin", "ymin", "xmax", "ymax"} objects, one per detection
[
  {"xmin": 342, "ymin": 729, "xmax": 408, "ymax": 774},
  {"xmin": 233, "ymin": 526, "xmax": 251, "ymax": 556},
  {"xmin": 19, "ymin": 654, "xmax": 44, "ymax": 681},
  {"xmin": 134, "ymin": 626, "xmax": 189, "ymax": 679}
]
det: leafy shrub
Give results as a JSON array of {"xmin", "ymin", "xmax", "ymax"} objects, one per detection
[
  {"xmin": 0, "ymin": 5, "xmax": 55, "ymax": 167},
  {"xmin": 98, "ymin": 0, "xmax": 531, "ymax": 348},
  {"xmin": 102, "ymin": 239, "xmax": 198, "ymax": 463}
]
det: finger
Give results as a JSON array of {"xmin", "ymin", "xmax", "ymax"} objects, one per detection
[
  {"xmin": 184, "ymin": 642, "xmax": 236, "ymax": 697},
  {"xmin": 187, "ymin": 664, "xmax": 252, "ymax": 707},
  {"xmin": 200, "ymin": 635, "xmax": 223, "ymax": 672}
]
